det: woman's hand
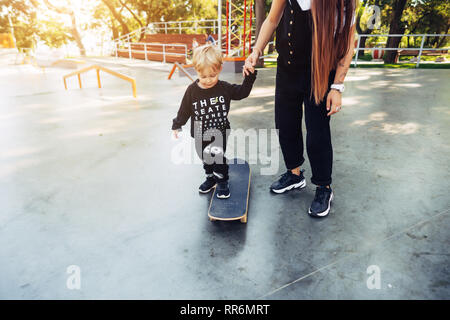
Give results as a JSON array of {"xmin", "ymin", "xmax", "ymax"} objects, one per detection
[
  {"xmin": 326, "ymin": 89, "xmax": 342, "ymax": 116},
  {"xmin": 242, "ymin": 0, "xmax": 285, "ymax": 76},
  {"xmin": 243, "ymin": 50, "xmax": 260, "ymax": 76}
]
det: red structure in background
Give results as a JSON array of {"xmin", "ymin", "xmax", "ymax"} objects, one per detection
[{"xmin": 225, "ymin": 0, "xmax": 254, "ymax": 58}]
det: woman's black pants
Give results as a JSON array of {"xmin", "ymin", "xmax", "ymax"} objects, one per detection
[{"xmin": 275, "ymin": 64, "xmax": 336, "ymax": 186}]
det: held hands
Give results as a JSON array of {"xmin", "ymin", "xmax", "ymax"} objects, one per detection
[
  {"xmin": 243, "ymin": 50, "xmax": 260, "ymax": 76},
  {"xmin": 326, "ymin": 89, "xmax": 343, "ymax": 116}
]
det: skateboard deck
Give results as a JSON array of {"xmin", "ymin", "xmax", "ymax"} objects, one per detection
[{"xmin": 208, "ymin": 158, "xmax": 250, "ymax": 223}]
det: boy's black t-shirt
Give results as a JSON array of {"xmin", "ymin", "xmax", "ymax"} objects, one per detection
[{"xmin": 172, "ymin": 71, "xmax": 257, "ymax": 139}]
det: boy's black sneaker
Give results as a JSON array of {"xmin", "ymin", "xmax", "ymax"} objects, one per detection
[
  {"xmin": 308, "ymin": 186, "xmax": 333, "ymax": 218},
  {"xmin": 216, "ymin": 181, "xmax": 231, "ymax": 199},
  {"xmin": 270, "ymin": 169, "xmax": 306, "ymax": 194},
  {"xmin": 199, "ymin": 176, "xmax": 216, "ymax": 193}
]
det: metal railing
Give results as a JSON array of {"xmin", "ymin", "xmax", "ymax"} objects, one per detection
[
  {"xmin": 110, "ymin": 18, "xmax": 257, "ymax": 59},
  {"xmin": 148, "ymin": 19, "xmax": 221, "ymax": 35},
  {"xmin": 168, "ymin": 62, "xmax": 195, "ymax": 82},
  {"xmin": 114, "ymin": 20, "xmax": 218, "ymax": 43},
  {"xmin": 114, "ymin": 41, "xmax": 188, "ymax": 63},
  {"xmin": 255, "ymin": 35, "xmax": 449, "ymax": 68},
  {"xmin": 63, "ymin": 64, "xmax": 137, "ymax": 98},
  {"xmin": 353, "ymin": 34, "xmax": 449, "ymax": 68},
  {"xmin": 113, "ymin": 18, "xmax": 256, "ymax": 42}
]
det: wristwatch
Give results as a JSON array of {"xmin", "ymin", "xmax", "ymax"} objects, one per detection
[{"xmin": 331, "ymin": 83, "xmax": 345, "ymax": 93}]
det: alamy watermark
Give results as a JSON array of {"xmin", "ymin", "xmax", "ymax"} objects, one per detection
[
  {"xmin": 365, "ymin": 5, "xmax": 382, "ymax": 30},
  {"xmin": 171, "ymin": 123, "xmax": 281, "ymax": 176},
  {"xmin": 66, "ymin": 265, "xmax": 81, "ymax": 290},
  {"xmin": 366, "ymin": 265, "xmax": 381, "ymax": 290}
]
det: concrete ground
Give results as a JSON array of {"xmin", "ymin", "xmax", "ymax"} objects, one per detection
[{"xmin": 0, "ymin": 52, "xmax": 449, "ymax": 299}]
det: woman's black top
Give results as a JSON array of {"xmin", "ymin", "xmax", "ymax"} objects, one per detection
[{"xmin": 276, "ymin": 0, "xmax": 313, "ymax": 71}]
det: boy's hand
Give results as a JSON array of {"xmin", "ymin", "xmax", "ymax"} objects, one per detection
[{"xmin": 172, "ymin": 129, "xmax": 180, "ymax": 140}]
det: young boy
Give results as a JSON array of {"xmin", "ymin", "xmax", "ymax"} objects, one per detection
[{"xmin": 172, "ymin": 44, "xmax": 257, "ymax": 199}]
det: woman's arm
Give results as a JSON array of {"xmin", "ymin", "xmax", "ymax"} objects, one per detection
[
  {"xmin": 243, "ymin": 0, "xmax": 286, "ymax": 75},
  {"xmin": 333, "ymin": 25, "xmax": 356, "ymax": 84},
  {"xmin": 327, "ymin": 24, "xmax": 356, "ymax": 116}
]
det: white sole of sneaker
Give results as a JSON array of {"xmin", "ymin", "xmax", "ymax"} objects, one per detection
[
  {"xmin": 271, "ymin": 179, "xmax": 306, "ymax": 194},
  {"xmin": 217, "ymin": 193, "xmax": 231, "ymax": 199},
  {"xmin": 199, "ymin": 184, "xmax": 217, "ymax": 194},
  {"xmin": 309, "ymin": 191, "xmax": 334, "ymax": 217}
]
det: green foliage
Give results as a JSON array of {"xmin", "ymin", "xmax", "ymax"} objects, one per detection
[
  {"xmin": 0, "ymin": 0, "xmax": 38, "ymax": 48},
  {"xmin": 36, "ymin": 20, "xmax": 72, "ymax": 48},
  {"xmin": 132, "ymin": 0, "xmax": 217, "ymax": 23},
  {"xmin": 356, "ymin": 0, "xmax": 449, "ymax": 50},
  {"xmin": 403, "ymin": 0, "xmax": 450, "ymax": 47}
]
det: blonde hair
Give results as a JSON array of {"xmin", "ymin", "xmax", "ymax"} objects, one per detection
[{"xmin": 192, "ymin": 44, "xmax": 223, "ymax": 72}]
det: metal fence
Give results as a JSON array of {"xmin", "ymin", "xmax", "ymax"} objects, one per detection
[
  {"xmin": 353, "ymin": 34, "xmax": 449, "ymax": 67},
  {"xmin": 115, "ymin": 20, "xmax": 219, "ymax": 42},
  {"xmin": 113, "ymin": 19, "xmax": 256, "ymax": 42},
  {"xmin": 111, "ymin": 18, "xmax": 257, "ymax": 58},
  {"xmin": 257, "ymin": 35, "xmax": 449, "ymax": 68}
]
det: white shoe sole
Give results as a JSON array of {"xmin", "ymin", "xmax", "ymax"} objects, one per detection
[
  {"xmin": 309, "ymin": 191, "xmax": 334, "ymax": 217},
  {"xmin": 271, "ymin": 179, "xmax": 306, "ymax": 194},
  {"xmin": 217, "ymin": 193, "xmax": 230, "ymax": 199},
  {"xmin": 199, "ymin": 184, "xmax": 216, "ymax": 194}
]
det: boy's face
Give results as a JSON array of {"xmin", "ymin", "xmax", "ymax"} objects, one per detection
[{"xmin": 197, "ymin": 66, "xmax": 222, "ymax": 89}]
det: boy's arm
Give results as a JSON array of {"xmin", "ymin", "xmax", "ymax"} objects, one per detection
[
  {"xmin": 172, "ymin": 87, "xmax": 192, "ymax": 131},
  {"xmin": 227, "ymin": 70, "xmax": 257, "ymax": 100}
]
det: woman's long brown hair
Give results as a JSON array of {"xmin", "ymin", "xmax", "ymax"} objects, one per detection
[{"xmin": 310, "ymin": 0, "xmax": 357, "ymax": 105}]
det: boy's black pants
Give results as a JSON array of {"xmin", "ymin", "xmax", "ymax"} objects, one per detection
[
  {"xmin": 196, "ymin": 130, "xmax": 229, "ymax": 182},
  {"xmin": 275, "ymin": 64, "xmax": 336, "ymax": 186}
]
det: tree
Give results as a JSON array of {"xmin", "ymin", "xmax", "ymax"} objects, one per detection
[
  {"xmin": 118, "ymin": 0, "xmax": 144, "ymax": 30},
  {"xmin": 384, "ymin": 0, "xmax": 408, "ymax": 63},
  {"xmin": 0, "ymin": 0, "xmax": 39, "ymax": 48},
  {"xmin": 90, "ymin": 3, "xmax": 119, "ymax": 39},
  {"xmin": 101, "ymin": 0, "xmax": 130, "ymax": 36},
  {"xmin": 42, "ymin": 0, "xmax": 86, "ymax": 56},
  {"xmin": 404, "ymin": 0, "xmax": 450, "ymax": 48},
  {"xmin": 36, "ymin": 19, "xmax": 72, "ymax": 48}
]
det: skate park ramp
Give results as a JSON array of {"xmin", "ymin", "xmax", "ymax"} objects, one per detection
[{"xmin": 0, "ymin": 55, "xmax": 449, "ymax": 299}]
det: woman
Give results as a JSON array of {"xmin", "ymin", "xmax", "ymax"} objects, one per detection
[{"xmin": 243, "ymin": 0, "xmax": 357, "ymax": 218}]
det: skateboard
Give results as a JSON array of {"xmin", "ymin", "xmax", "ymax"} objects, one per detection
[{"xmin": 208, "ymin": 158, "xmax": 250, "ymax": 223}]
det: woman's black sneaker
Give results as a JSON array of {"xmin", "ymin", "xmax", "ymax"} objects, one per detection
[
  {"xmin": 216, "ymin": 181, "xmax": 231, "ymax": 199},
  {"xmin": 308, "ymin": 186, "xmax": 333, "ymax": 217},
  {"xmin": 199, "ymin": 176, "xmax": 216, "ymax": 193},
  {"xmin": 270, "ymin": 169, "xmax": 306, "ymax": 194}
]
